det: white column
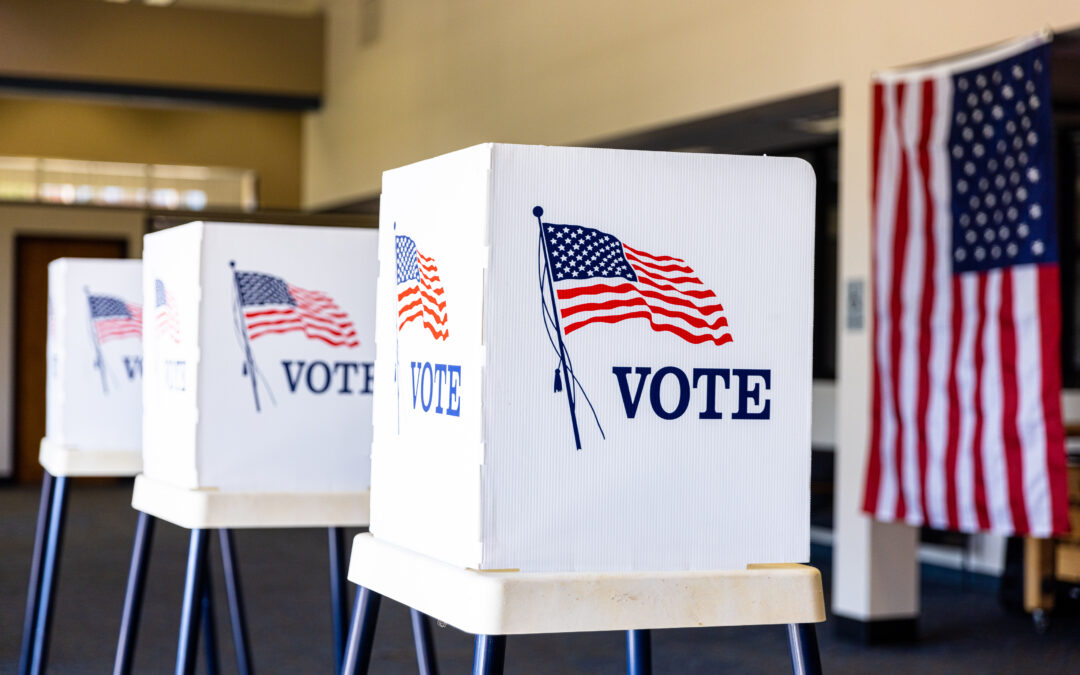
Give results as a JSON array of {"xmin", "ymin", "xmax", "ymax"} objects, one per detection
[{"xmin": 831, "ymin": 75, "xmax": 920, "ymax": 629}]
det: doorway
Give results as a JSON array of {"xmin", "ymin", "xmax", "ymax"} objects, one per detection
[{"xmin": 13, "ymin": 236, "xmax": 128, "ymax": 483}]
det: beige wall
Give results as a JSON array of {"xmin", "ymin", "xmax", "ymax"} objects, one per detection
[
  {"xmin": 0, "ymin": 96, "xmax": 303, "ymax": 210},
  {"xmin": 0, "ymin": 204, "xmax": 145, "ymax": 477},
  {"xmin": 0, "ymin": 0, "xmax": 321, "ymax": 97},
  {"xmin": 305, "ymin": 0, "xmax": 1080, "ymax": 619},
  {"xmin": 305, "ymin": 0, "xmax": 1080, "ymax": 209}
]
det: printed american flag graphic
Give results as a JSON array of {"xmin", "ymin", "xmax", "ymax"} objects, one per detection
[
  {"xmin": 396, "ymin": 235, "xmax": 449, "ymax": 340},
  {"xmin": 542, "ymin": 222, "xmax": 732, "ymax": 346},
  {"xmin": 235, "ymin": 271, "xmax": 359, "ymax": 348},
  {"xmin": 88, "ymin": 294, "xmax": 142, "ymax": 343},
  {"xmin": 154, "ymin": 279, "xmax": 180, "ymax": 343},
  {"xmin": 864, "ymin": 35, "xmax": 1068, "ymax": 536}
]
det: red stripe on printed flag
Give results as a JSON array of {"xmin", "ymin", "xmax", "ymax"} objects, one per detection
[
  {"xmin": 553, "ymin": 243, "xmax": 733, "ymax": 346},
  {"xmin": 245, "ymin": 284, "xmax": 358, "ymax": 348},
  {"xmin": 398, "ymin": 250, "xmax": 449, "ymax": 340},
  {"xmin": 96, "ymin": 303, "xmax": 142, "ymax": 343}
]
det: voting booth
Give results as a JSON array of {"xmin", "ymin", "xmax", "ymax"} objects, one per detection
[
  {"xmin": 22, "ymin": 258, "xmax": 143, "ymax": 675},
  {"xmin": 343, "ymin": 143, "xmax": 824, "ymax": 675},
  {"xmin": 140, "ymin": 221, "xmax": 377, "ymax": 495},
  {"xmin": 41, "ymin": 258, "xmax": 143, "ymax": 475},
  {"xmin": 370, "ymin": 143, "xmax": 816, "ymax": 573},
  {"xmin": 119, "ymin": 222, "xmax": 393, "ymax": 675}
]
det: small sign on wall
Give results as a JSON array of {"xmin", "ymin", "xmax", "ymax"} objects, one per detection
[{"xmin": 846, "ymin": 278, "xmax": 865, "ymax": 331}]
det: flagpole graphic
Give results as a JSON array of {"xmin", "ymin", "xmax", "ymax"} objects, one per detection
[
  {"xmin": 535, "ymin": 206, "xmax": 584, "ymax": 450},
  {"xmin": 230, "ymin": 260, "xmax": 261, "ymax": 412},
  {"xmin": 84, "ymin": 285, "xmax": 109, "ymax": 394}
]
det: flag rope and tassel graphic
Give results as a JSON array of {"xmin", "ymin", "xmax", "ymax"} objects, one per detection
[
  {"xmin": 85, "ymin": 286, "xmax": 142, "ymax": 394},
  {"xmin": 533, "ymin": 205, "xmax": 735, "ymax": 450},
  {"xmin": 863, "ymin": 32, "xmax": 1069, "ymax": 537},
  {"xmin": 85, "ymin": 285, "xmax": 109, "ymax": 394},
  {"xmin": 230, "ymin": 261, "xmax": 359, "ymax": 412},
  {"xmin": 534, "ymin": 207, "xmax": 604, "ymax": 450}
]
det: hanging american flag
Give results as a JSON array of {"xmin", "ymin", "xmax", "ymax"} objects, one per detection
[
  {"xmin": 87, "ymin": 294, "xmax": 142, "ymax": 343},
  {"xmin": 540, "ymin": 221, "xmax": 732, "ymax": 346},
  {"xmin": 234, "ymin": 270, "xmax": 359, "ymax": 348},
  {"xmin": 155, "ymin": 279, "xmax": 180, "ymax": 344},
  {"xmin": 864, "ymin": 34, "xmax": 1068, "ymax": 536},
  {"xmin": 396, "ymin": 235, "xmax": 449, "ymax": 340}
]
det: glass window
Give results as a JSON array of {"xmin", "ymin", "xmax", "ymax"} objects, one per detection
[{"xmin": 0, "ymin": 156, "xmax": 257, "ymax": 212}]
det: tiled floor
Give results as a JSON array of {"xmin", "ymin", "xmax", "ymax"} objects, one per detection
[{"xmin": 2, "ymin": 482, "xmax": 1079, "ymax": 674}]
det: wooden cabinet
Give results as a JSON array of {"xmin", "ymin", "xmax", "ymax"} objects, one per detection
[{"xmin": 1024, "ymin": 464, "xmax": 1080, "ymax": 629}]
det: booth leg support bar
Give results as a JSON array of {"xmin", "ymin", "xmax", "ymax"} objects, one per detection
[
  {"xmin": 18, "ymin": 471, "xmax": 56, "ymax": 675},
  {"xmin": 328, "ymin": 527, "xmax": 349, "ymax": 674},
  {"xmin": 340, "ymin": 586, "xmax": 382, "ymax": 675},
  {"xmin": 218, "ymin": 529, "xmax": 252, "ymax": 675},
  {"xmin": 28, "ymin": 474, "xmax": 70, "ymax": 675},
  {"xmin": 786, "ymin": 623, "xmax": 823, "ymax": 675},
  {"xmin": 114, "ymin": 512, "xmax": 156, "ymax": 675},
  {"xmin": 626, "ymin": 629, "xmax": 652, "ymax": 675},
  {"xmin": 472, "ymin": 634, "xmax": 506, "ymax": 675},
  {"xmin": 176, "ymin": 528, "xmax": 210, "ymax": 675},
  {"xmin": 410, "ymin": 609, "xmax": 439, "ymax": 675}
]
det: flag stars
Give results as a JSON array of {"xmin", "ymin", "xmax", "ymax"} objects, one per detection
[{"xmin": 1032, "ymin": 239, "xmax": 1045, "ymax": 256}]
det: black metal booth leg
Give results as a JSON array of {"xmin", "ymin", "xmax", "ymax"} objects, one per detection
[
  {"xmin": 218, "ymin": 529, "xmax": 252, "ymax": 675},
  {"xmin": 340, "ymin": 586, "xmax": 382, "ymax": 675},
  {"xmin": 472, "ymin": 634, "xmax": 506, "ymax": 675},
  {"xmin": 786, "ymin": 623, "xmax": 823, "ymax": 675},
  {"xmin": 113, "ymin": 511, "xmax": 156, "ymax": 675},
  {"xmin": 176, "ymin": 528, "xmax": 210, "ymax": 675},
  {"xmin": 410, "ymin": 609, "xmax": 439, "ymax": 675},
  {"xmin": 28, "ymin": 474, "xmax": 71, "ymax": 675},
  {"xmin": 328, "ymin": 527, "xmax": 349, "ymax": 673},
  {"xmin": 201, "ymin": 572, "xmax": 220, "ymax": 675},
  {"xmin": 626, "ymin": 629, "xmax": 652, "ymax": 675},
  {"xmin": 18, "ymin": 471, "xmax": 57, "ymax": 675}
]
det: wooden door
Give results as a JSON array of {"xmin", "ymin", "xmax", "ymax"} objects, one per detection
[{"xmin": 14, "ymin": 236, "xmax": 128, "ymax": 483}]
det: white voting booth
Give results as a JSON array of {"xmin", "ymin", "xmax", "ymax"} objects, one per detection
[
  {"xmin": 344, "ymin": 144, "xmax": 824, "ymax": 675},
  {"xmin": 370, "ymin": 143, "xmax": 815, "ymax": 573},
  {"xmin": 41, "ymin": 258, "xmax": 143, "ymax": 476},
  {"xmin": 22, "ymin": 258, "xmax": 143, "ymax": 675},
  {"xmin": 135, "ymin": 221, "xmax": 377, "ymax": 525},
  {"xmin": 121, "ymin": 222, "xmax": 387, "ymax": 675}
]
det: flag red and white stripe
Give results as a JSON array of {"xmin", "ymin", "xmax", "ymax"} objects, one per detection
[
  {"xmin": 556, "ymin": 244, "xmax": 732, "ymax": 346},
  {"xmin": 96, "ymin": 304, "xmax": 142, "ymax": 343},
  {"xmin": 244, "ymin": 284, "xmax": 359, "ymax": 348},
  {"xmin": 396, "ymin": 237, "xmax": 449, "ymax": 341},
  {"xmin": 863, "ymin": 35, "xmax": 1068, "ymax": 536},
  {"xmin": 540, "ymin": 221, "xmax": 732, "ymax": 346}
]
